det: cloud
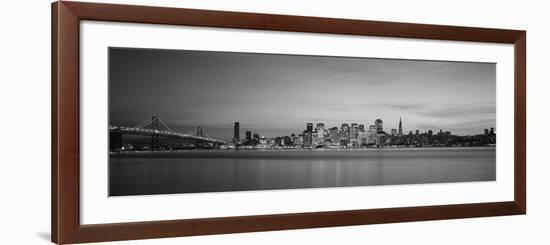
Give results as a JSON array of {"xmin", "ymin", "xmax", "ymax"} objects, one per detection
[
  {"xmin": 384, "ymin": 103, "xmax": 428, "ymax": 110},
  {"xmin": 415, "ymin": 103, "xmax": 495, "ymax": 119}
]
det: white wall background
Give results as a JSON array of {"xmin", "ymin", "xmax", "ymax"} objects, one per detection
[{"xmin": 0, "ymin": 0, "xmax": 547, "ymax": 244}]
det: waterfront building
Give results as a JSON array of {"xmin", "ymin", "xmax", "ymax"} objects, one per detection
[
  {"xmin": 328, "ymin": 127, "xmax": 339, "ymax": 144},
  {"xmin": 245, "ymin": 131, "xmax": 252, "ymax": 145},
  {"xmin": 375, "ymin": 119, "xmax": 383, "ymax": 133},
  {"xmin": 275, "ymin": 137, "xmax": 285, "ymax": 146},
  {"xmin": 391, "ymin": 128, "xmax": 397, "ymax": 136},
  {"xmin": 259, "ymin": 136, "xmax": 268, "ymax": 146},
  {"xmin": 340, "ymin": 123, "xmax": 350, "ymax": 138},
  {"xmin": 306, "ymin": 123, "xmax": 313, "ymax": 133},
  {"xmin": 366, "ymin": 125, "xmax": 377, "ymax": 145},
  {"xmin": 293, "ymin": 134, "xmax": 303, "ymax": 147},
  {"xmin": 315, "ymin": 123, "xmax": 325, "ymax": 145},
  {"xmin": 376, "ymin": 134, "xmax": 386, "ymax": 147},
  {"xmin": 398, "ymin": 117, "xmax": 403, "ymax": 136},
  {"xmin": 233, "ymin": 122, "xmax": 240, "ymax": 143},
  {"xmin": 337, "ymin": 123, "xmax": 350, "ymax": 145},
  {"xmin": 253, "ymin": 133, "xmax": 260, "ymax": 145},
  {"xmin": 303, "ymin": 123, "xmax": 314, "ymax": 147},
  {"xmin": 359, "ymin": 129, "xmax": 368, "ymax": 146},
  {"xmin": 341, "ymin": 123, "xmax": 350, "ymax": 132},
  {"xmin": 303, "ymin": 131, "xmax": 313, "ymax": 147},
  {"xmin": 316, "ymin": 123, "xmax": 325, "ymax": 131},
  {"xmin": 350, "ymin": 123, "xmax": 359, "ymax": 146}
]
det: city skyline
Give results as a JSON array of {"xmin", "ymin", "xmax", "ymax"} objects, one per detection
[
  {"xmin": 230, "ymin": 117, "xmax": 494, "ymax": 145},
  {"xmin": 230, "ymin": 118, "xmax": 493, "ymax": 141},
  {"xmin": 109, "ymin": 48, "xmax": 496, "ymax": 140}
]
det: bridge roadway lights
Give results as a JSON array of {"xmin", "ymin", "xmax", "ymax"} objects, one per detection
[{"xmin": 109, "ymin": 116, "xmax": 227, "ymax": 150}]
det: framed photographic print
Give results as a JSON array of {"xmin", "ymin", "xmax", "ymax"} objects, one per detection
[{"xmin": 52, "ymin": 1, "xmax": 526, "ymax": 244}]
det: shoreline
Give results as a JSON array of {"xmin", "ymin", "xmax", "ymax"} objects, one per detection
[{"xmin": 110, "ymin": 146, "xmax": 496, "ymax": 156}]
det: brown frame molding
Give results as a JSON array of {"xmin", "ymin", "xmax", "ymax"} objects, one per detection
[{"xmin": 52, "ymin": 1, "xmax": 526, "ymax": 244}]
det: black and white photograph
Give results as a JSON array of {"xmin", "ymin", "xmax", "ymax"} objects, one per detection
[
  {"xmin": 108, "ymin": 47, "xmax": 497, "ymax": 196},
  {"xmin": 3, "ymin": 0, "xmax": 540, "ymax": 244}
]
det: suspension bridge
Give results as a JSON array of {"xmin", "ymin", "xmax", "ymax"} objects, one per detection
[{"xmin": 109, "ymin": 116, "xmax": 227, "ymax": 151}]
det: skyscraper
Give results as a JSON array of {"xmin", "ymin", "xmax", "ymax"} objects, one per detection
[
  {"xmin": 306, "ymin": 123, "xmax": 313, "ymax": 133},
  {"xmin": 350, "ymin": 123, "xmax": 359, "ymax": 146},
  {"xmin": 398, "ymin": 117, "xmax": 403, "ymax": 136},
  {"xmin": 304, "ymin": 123, "xmax": 314, "ymax": 147},
  {"xmin": 315, "ymin": 123, "xmax": 325, "ymax": 145},
  {"xmin": 375, "ymin": 119, "xmax": 383, "ymax": 134},
  {"xmin": 366, "ymin": 125, "xmax": 377, "ymax": 145},
  {"xmin": 341, "ymin": 123, "xmax": 350, "ymax": 132},
  {"xmin": 253, "ymin": 133, "xmax": 260, "ymax": 145},
  {"xmin": 316, "ymin": 123, "xmax": 325, "ymax": 131},
  {"xmin": 245, "ymin": 131, "xmax": 252, "ymax": 145},
  {"xmin": 233, "ymin": 122, "xmax": 240, "ymax": 143}
]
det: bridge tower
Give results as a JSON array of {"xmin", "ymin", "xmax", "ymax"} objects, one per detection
[
  {"xmin": 150, "ymin": 115, "xmax": 160, "ymax": 150},
  {"xmin": 195, "ymin": 126, "xmax": 204, "ymax": 148},
  {"xmin": 195, "ymin": 127, "xmax": 204, "ymax": 137}
]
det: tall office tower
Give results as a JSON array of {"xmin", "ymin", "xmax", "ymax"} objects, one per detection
[
  {"xmin": 328, "ymin": 127, "xmax": 339, "ymax": 143},
  {"xmin": 350, "ymin": 123, "xmax": 359, "ymax": 138},
  {"xmin": 306, "ymin": 123, "xmax": 314, "ymax": 133},
  {"xmin": 375, "ymin": 119, "xmax": 383, "ymax": 133},
  {"xmin": 398, "ymin": 117, "xmax": 403, "ymax": 136},
  {"xmin": 315, "ymin": 123, "xmax": 326, "ymax": 144},
  {"xmin": 316, "ymin": 123, "xmax": 325, "ymax": 132},
  {"xmin": 245, "ymin": 131, "xmax": 252, "ymax": 145},
  {"xmin": 341, "ymin": 123, "xmax": 350, "ymax": 132},
  {"xmin": 253, "ymin": 133, "xmax": 260, "ymax": 145},
  {"xmin": 350, "ymin": 123, "xmax": 359, "ymax": 146},
  {"xmin": 233, "ymin": 122, "xmax": 240, "ymax": 143},
  {"xmin": 366, "ymin": 125, "xmax": 377, "ymax": 145}
]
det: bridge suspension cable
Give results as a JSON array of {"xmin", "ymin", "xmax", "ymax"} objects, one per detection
[
  {"xmin": 133, "ymin": 117, "xmax": 154, "ymax": 129},
  {"xmin": 157, "ymin": 117, "xmax": 177, "ymax": 134},
  {"xmin": 188, "ymin": 126, "xmax": 211, "ymax": 138},
  {"xmin": 201, "ymin": 128, "xmax": 211, "ymax": 138},
  {"xmin": 111, "ymin": 115, "xmax": 227, "ymax": 145}
]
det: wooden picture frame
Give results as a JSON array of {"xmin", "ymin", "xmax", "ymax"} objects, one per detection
[{"xmin": 52, "ymin": 1, "xmax": 526, "ymax": 244}]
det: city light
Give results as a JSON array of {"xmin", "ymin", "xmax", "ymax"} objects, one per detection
[
  {"xmin": 109, "ymin": 117, "xmax": 496, "ymax": 152},
  {"xmin": 230, "ymin": 118, "xmax": 496, "ymax": 149}
]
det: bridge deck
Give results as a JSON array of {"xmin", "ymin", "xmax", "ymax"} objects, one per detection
[{"xmin": 109, "ymin": 126, "xmax": 226, "ymax": 144}]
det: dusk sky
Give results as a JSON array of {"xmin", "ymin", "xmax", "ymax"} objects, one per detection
[{"xmin": 109, "ymin": 48, "xmax": 496, "ymax": 140}]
